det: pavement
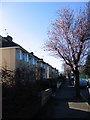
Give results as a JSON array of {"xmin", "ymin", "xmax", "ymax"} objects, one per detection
[
  {"xmin": 80, "ymin": 86, "xmax": 90, "ymax": 103},
  {"xmin": 34, "ymin": 79, "xmax": 90, "ymax": 119}
]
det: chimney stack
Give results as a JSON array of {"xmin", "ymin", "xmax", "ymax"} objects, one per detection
[{"xmin": 5, "ymin": 35, "xmax": 13, "ymax": 41}]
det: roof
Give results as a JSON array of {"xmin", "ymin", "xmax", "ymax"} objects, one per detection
[
  {"xmin": 0, "ymin": 35, "xmax": 19, "ymax": 48},
  {"xmin": 0, "ymin": 35, "xmax": 42, "ymax": 59},
  {"xmin": 0, "ymin": 35, "xmax": 29, "ymax": 53},
  {"xmin": 0, "ymin": 35, "xmax": 59, "ymax": 72}
]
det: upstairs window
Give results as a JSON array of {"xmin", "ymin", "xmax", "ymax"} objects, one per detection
[
  {"xmin": 26, "ymin": 54, "xmax": 29, "ymax": 62},
  {"xmin": 22, "ymin": 53, "xmax": 29, "ymax": 62},
  {"xmin": 28, "ymin": 56, "xmax": 32, "ymax": 64},
  {"xmin": 23, "ymin": 53, "xmax": 27, "ymax": 62},
  {"xmin": 40, "ymin": 62, "xmax": 43, "ymax": 67},
  {"xmin": 16, "ymin": 49, "xmax": 23, "ymax": 60},
  {"xmin": 32, "ymin": 58, "xmax": 35, "ymax": 65},
  {"xmin": 31, "ymin": 57, "xmax": 36, "ymax": 65},
  {"xmin": 30, "ymin": 58, "xmax": 33, "ymax": 64},
  {"xmin": 20, "ymin": 50, "xmax": 23, "ymax": 60},
  {"xmin": 16, "ymin": 50, "xmax": 20, "ymax": 60}
]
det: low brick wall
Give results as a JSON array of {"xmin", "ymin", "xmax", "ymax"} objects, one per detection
[{"xmin": 40, "ymin": 88, "xmax": 52, "ymax": 107}]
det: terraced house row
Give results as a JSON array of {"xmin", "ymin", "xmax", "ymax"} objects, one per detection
[{"xmin": 0, "ymin": 35, "xmax": 59, "ymax": 81}]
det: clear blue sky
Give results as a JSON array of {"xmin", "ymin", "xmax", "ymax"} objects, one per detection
[{"xmin": 0, "ymin": 2, "xmax": 87, "ymax": 72}]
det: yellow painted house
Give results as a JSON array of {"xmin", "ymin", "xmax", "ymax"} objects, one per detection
[
  {"xmin": 0, "ymin": 35, "xmax": 18, "ymax": 71},
  {"xmin": 1, "ymin": 46, "xmax": 18, "ymax": 71},
  {"xmin": 0, "ymin": 35, "xmax": 31, "ymax": 71},
  {"xmin": 0, "ymin": 35, "xmax": 59, "ymax": 81}
]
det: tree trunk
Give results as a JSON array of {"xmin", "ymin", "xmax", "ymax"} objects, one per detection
[{"xmin": 74, "ymin": 66, "xmax": 80, "ymax": 98}]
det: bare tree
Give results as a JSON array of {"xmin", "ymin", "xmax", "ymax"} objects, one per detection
[{"xmin": 45, "ymin": 3, "xmax": 90, "ymax": 97}]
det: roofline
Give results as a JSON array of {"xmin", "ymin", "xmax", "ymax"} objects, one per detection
[
  {"xmin": 0, "ymin": 46, "xmax": 20, "ymax": 49},
  {"xmin": 0, "ymin": 35, "xmax": 59, "ymax": 72}
]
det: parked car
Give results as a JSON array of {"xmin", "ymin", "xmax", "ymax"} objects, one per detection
[{"xmin": 79, "ymin": 79, "xmax": 87, "ymax": 88}]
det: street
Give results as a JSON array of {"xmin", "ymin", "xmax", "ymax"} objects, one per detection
[{"xmin": 34, "ymin": 79, "xmax": 90, "ymax": 119}]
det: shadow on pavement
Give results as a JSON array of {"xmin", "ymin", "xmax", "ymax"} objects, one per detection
[
  {"xmin": 34, "ymin": 96, "xmax": 90, "ymax": 119},
  {"xmin": 34, "ymin": 79, "xmax": 90, "ymax": 119}
]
